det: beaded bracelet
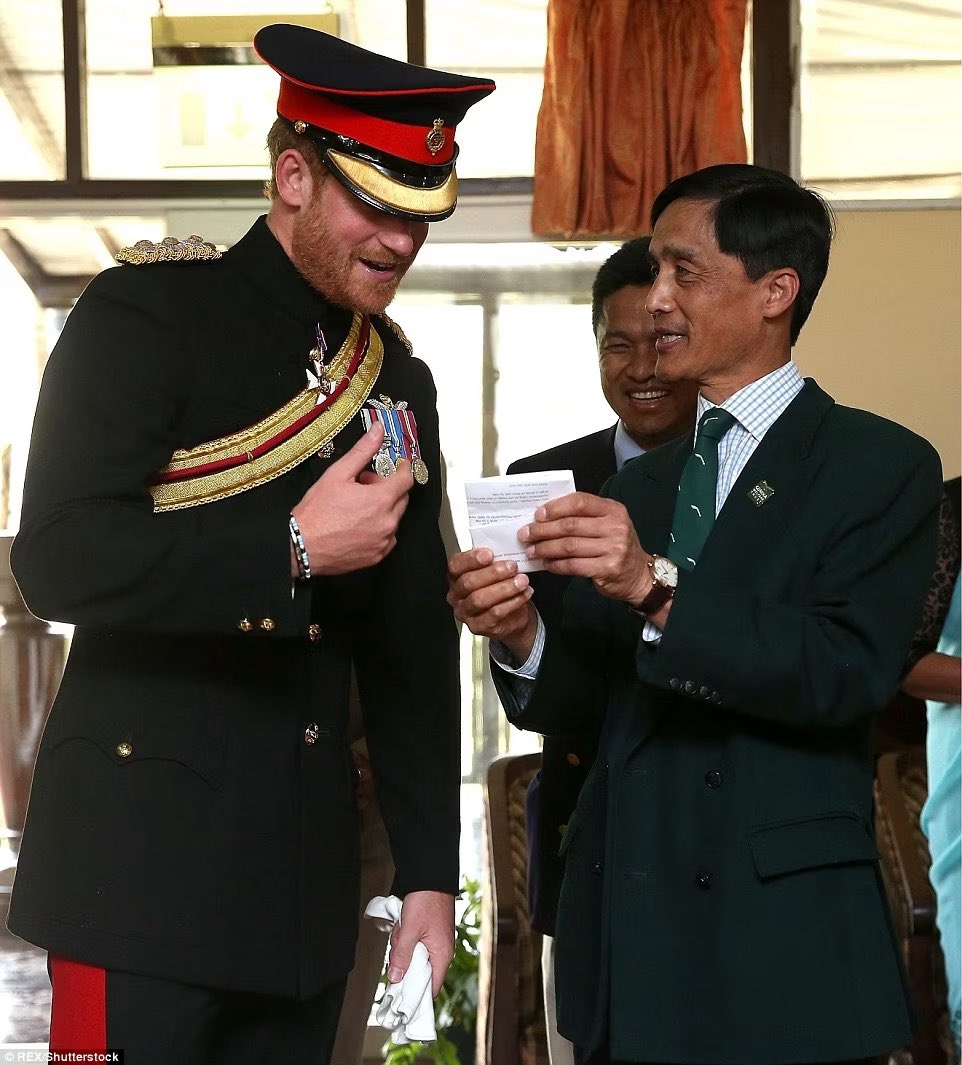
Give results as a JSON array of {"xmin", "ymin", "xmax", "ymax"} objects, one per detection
[{"xmin": 289, "ymin": 513, "xmax": 312, "ymax": 581}]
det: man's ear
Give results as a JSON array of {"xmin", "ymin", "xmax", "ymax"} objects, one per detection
[
  {"xmin": 761, "ymin": 267, "xmax": 800, "ymax": 323},
  {"xmin": 274, "ymin": 148, "xmax": 315, "ymax": 208}
]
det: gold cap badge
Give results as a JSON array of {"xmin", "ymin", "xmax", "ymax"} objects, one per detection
[{"xmin": 425, "ymin": 118, "xmax": 445, "ymax": 156}]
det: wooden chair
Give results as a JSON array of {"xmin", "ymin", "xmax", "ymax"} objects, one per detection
[
  {"xmin": 476, "ymin": 752, "xmax": 550, "ymax": 1065},
  {"xmin": 874, "ymin": 745, "xmax": 954, "ymax": 1065}
]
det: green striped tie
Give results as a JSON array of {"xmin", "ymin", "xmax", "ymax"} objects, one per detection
[{"xmin": 667, "ymin": 407, "xmax": 737, "ymax": 570}]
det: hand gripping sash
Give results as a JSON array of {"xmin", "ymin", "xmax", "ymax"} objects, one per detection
[{"xmin": 150, "ymin": 313, "xmax": 383, "ymax": 512}]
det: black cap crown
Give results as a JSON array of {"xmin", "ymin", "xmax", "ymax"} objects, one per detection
[{"xmin": 254, "ymin": 24, "xmax": 496, "ymax": 221}]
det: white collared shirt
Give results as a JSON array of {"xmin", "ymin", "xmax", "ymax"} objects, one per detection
[
  {"xmin": 706, "ymin": 360, "xmax": 804, "ymax": 517},
  {"xmin": 613, "ymin": 420, "xmax": 644, "ymax": 471}
]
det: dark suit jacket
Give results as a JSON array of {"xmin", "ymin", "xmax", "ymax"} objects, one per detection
[
  {"xmin": 8, "ymin": 217, "xmax": 460, "ymax": 999},
  {"xmin": 507, "ymin": 426, "xmax": 616, "ymax": 935},
  {"xmin": 496, "ymin": 381, "xmax": 942, "ymax": 1062}
]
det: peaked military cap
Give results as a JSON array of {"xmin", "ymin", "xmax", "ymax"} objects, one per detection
[{"xmin": 254, "ymin": 23, "xmax": 496, "ymax": 222}]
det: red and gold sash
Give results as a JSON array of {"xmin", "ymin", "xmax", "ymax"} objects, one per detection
[{"xmin": 150, "ymin": 313, "xmax": 383, "ymax": 512}]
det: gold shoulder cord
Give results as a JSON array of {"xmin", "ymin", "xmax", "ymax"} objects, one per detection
[
  {"xmin": 151, "ymin": 315, "xmax": 383, "ymax": 512},
  {"xmin": 379, "ymin": 312, "xmax": 413, "ymax": 354}
]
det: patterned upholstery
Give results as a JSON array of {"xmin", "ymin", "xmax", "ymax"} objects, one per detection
[
  {"xmin": 874, "ymin": 746, "xmax": 954, "ymax": 1065},
  {"xmin": 477, "ymin": 752, "xmax": 550, "ymax": 1065}
]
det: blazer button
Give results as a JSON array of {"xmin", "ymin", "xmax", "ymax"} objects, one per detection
[
  {"xmin": 259, "ymin": 617, "xmax": 276, "ymax": 632},
  {"xmin": 115, "ymin": 741, "xmax": 133, "ymax": 758},
  {"xmin": 304, "ymin": 722, "xmax": 319, "ymax": 745},
  {"xmin": 684, "ymin": 680, "xmax": 696, "ymax": 694},
  {"xmin": 710, "ymin": 692, "xmax": 722, "ymax": 704},
  {"xmin": 308, "ymin": 623, "xmax": 323, "ymax": 642},
  {"xmin": 566, "ymin": 752, "xmax": 581, "ymax": 767},
  {"xmin": 705, "ymin": 770, "xmax": 723, "ymax": 789},
  {"xmin": 669, "ymin": 678, "xmax": 681, "ymax": 690},
  {"xmin": 699, "ymin": 685, "xmax": 711, "ymax": 699},
  {"xmin": 590, "ymin": 860, "xmax": 603, "ymax": 875},
  {"xmin": 696, "ymin": 871, "xmax": 712, "ymax": 890},
  {"xmin": 237, "ymin": 618, "xmax": 253, "ymax": 633}
]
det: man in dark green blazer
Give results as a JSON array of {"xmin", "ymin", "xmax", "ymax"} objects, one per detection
[
  {"xmin": 449, "ymin": 164, "xmax": 942, "ymax": 1064},
  {"xmin": 8, "ymin": 25, "xmax": 493, "ymax": 1065}
]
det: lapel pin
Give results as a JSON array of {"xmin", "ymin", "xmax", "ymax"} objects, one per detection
[{"xmin": 748, "ymin": 480, "xmax": 775, "ymax": 507}]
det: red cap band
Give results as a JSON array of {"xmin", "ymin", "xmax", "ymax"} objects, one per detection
[{"xmin": 278, "ymin": 81, "xmax": 455, "ymax": 166}]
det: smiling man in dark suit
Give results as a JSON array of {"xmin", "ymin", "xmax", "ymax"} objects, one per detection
[
  {"xmin": 450, "ymin": 164, "xmax": 942, "ymax": 1064},
  {"xmin": 507, "ymin": 237, "xmax": 697, "ymax": 1065}
]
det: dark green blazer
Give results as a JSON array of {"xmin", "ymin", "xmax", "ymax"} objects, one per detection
[{"xmin": 496, "ymin": 381, "xmax": 942, "ymax": 1063}]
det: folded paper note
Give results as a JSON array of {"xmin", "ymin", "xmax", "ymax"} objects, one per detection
[{"xmin": 464, "ymin": 470, "xmax": 576, "ymax": 573}]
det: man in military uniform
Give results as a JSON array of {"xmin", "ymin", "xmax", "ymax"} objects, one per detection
[{"xmin": 8, "ymin": 24, "xmax": 493, "ymax": 1065}]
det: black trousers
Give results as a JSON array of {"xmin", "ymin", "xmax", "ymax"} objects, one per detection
[{"xmin": 49, "ymin": 954, "xmax": 347, "ymax": 1065}]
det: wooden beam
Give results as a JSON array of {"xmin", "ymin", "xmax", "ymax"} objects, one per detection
[
  {"xmin": 62, "ymin": 0, "xmax": 88, "ymax": 181},
  {"xmin": 0, "ymin": 230, "xmax": 42, "ymax": 291},
  {"xmin": 0, "ymin": 176, "xmax": 532, "ymax": 205},
  {"xmin": 406, "ymin": 0, "xmax": 426, "ymax": 66},
  {"xmin": 0, "ymin": 179, "xmax": 265, "ymax": 201},
  {"xmin": 751, "ymin": 0, "xmax": 794, "ymax": 175},
  {"xmin": 0, "ymin": 229, "xmax": 90, "ymax": 307}
]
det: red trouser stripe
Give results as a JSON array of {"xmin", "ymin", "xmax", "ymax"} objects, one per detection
[{"xmin": 48, "ymin": 955, "xmax": 107, "ymax": 1053}]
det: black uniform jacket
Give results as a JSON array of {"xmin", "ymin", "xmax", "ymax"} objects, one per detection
[
  {"xmin": 506, "ymin": 426, "xmax": 616, "ymax": 936},
  {"xmin": 496, "ymin": 382, "xmax": 942, "ymax": 1063},
  {"xmin": 8, "ymin": 217, "xmax": 460, "ymax": 999}
]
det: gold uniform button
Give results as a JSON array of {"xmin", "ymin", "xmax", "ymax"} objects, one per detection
[
  {"xmin": 566, "ymin": 752, "xmax": 581, "ymax": 767},
  {"xmin": 304, "ymin": 723, "xmax": 319, "ymax": 745},
  {"xmin": 308, "ymin": 623, "xmax": 322, "ymax": 642},
  {"xmin": 115, "ymin": 742, "xmax": 133, "ymax": 759},
  {"xmin": 238, "ymin": 618, "xmax": 253, "ymax": 633},
  {"xmin": 259, "ymin": 617, "xmax": 276, "ymax": 632}
]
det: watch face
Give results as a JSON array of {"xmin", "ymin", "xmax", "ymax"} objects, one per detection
[{"xmin": 652, "ymin": 556, "xmax": 678, "ymax": 588}]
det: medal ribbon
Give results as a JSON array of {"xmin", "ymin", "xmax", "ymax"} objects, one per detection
[{"xmin": 361, "ymin": 405, "xmax": 421, "ymax": 471}]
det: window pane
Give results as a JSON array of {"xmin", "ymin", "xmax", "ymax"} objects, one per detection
[
  {"xmin": 496, "ymin": 302, "xmax": 614, "ymax": 470},
  {"xmin": 83, "ymin": 0, "xmax": 407, "ymax": 180},
  {"xmin": 425, "ymin": 0, "xmax": 548, "ymax": 177},
  {"xmin": 0, "ymin": 256, "xmax": 43, "ymax": 530},
  {"xmin": 390, "ymin": 299, "xmax": 483, "ymax": 553},
  {"xmin": 0, "ymin": 0, "xmax": 65, "ymax": 179},
  {"xmin": 799, "ymin": 0, "xmax": 962, "ymax": 199}
]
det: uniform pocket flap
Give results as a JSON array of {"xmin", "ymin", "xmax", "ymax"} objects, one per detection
[
  {"xmin": 747, "ymin": 813, "xmax": 877, "ymax": 880},
  {"xmin": 50, "ymin": 706, "xmax": 228, "ymax": 787}
]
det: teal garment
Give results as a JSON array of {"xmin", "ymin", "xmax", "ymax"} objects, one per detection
[{"xmin": 921, "ymin": 573, "xmax": 962, "ymax": 1051}]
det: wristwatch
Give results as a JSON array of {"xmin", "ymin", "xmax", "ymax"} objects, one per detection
[{"xmin": 630, "ymin": 554, "xmax": 678, "ymax": 616}]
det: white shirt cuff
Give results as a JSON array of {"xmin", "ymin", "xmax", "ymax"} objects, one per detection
[{"xmin": 490, "ymin": 612, "xmax": 545, "ymax": 678}]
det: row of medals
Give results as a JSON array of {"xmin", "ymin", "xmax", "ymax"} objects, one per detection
[{"xmin": 309, "ymin": 332, "xmax": 429, "ymax": 486}]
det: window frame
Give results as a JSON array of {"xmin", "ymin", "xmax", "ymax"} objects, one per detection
[{"xmin": 0, "ymin": 0, "xmax": 793, "ymax": 203}]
